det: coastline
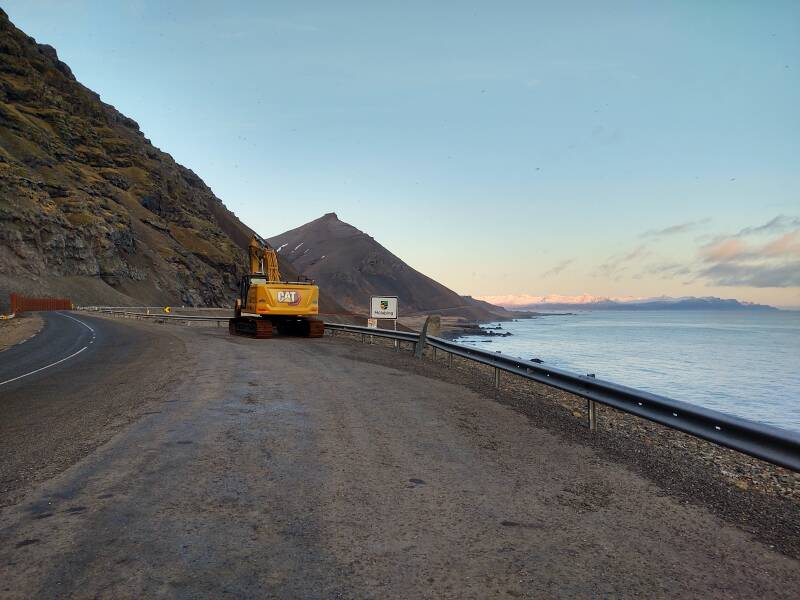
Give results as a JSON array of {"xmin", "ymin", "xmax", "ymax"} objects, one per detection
[{"xmin": 437, "ymin": 311, "xmax": 573, "ymax": 341}]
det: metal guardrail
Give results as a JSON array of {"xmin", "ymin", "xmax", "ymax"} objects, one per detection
[
  {"xmin": 82, "ymin": 307, "xmax": 229, "ymax": 324},
  {"xmin": 325, "ymin": 323, "xmax": 800, "ymax": 472},
  {"xmin": 81, "ymin": 308, "xmax": 800, "ymax": 471}
]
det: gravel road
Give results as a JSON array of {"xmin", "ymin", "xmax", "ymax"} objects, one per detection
[{"xmin": 1, "ymin": 316, "xmax": 797, "ymax": 598}]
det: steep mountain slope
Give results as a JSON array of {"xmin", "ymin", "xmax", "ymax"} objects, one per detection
[
  {"xmin": 268, "ymin": 213, "xmax": 514, "ymax": 320},
  {"xmin": 0, "ymin": 9, "xmax": 318, "ymax": 309}
]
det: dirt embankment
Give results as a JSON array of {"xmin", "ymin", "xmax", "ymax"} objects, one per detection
[{"xmin": 0, "ymin": 313, "xmax": 42, "ymax": 353}]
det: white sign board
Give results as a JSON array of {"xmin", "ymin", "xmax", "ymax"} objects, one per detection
[
  {"xmin": 370, "ymin": 296, "xmax": 398, "ymax": 319},
  {"xmin": 367, "ymin": 318, "xmax": 378, "ymax": 329}
]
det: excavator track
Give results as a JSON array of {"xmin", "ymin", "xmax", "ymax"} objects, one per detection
[
  {"xmin": 306, "ymin": 319, "xmax": 325, "ymax": 338},
  {"xmin": 228, "ymin": 316, "xmax": 273, "ymax": 339}
]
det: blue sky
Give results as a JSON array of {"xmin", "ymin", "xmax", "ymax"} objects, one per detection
[{"xmin": 4, "ymin": 1, "xmax": 799, "ymax": 306}]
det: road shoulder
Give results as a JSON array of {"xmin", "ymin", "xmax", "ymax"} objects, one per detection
[
  {"xmin": 330, "ymin": 332, "xmax": 800, "ymax": 560},
  {"xmin": 0, "ymin": 313, "xmax": 42, "ymax": 353}
]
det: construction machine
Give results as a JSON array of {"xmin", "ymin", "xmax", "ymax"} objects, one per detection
[{"xmin": 228, "ymin": 235, "xmax": 325, "ymax": 339}]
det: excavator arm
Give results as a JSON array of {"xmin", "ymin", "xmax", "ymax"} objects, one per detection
[{"xmin": 248, "ymin": 235, "xmax": 281, "ymax": 282}]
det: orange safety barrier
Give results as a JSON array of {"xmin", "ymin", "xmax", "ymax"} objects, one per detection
[{"xmin": 9, "ymin": 292, "xmax": 72, "ymax": 314}]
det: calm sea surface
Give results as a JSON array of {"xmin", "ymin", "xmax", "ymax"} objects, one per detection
[{"xmin": 457, "ymin": 310, "xmax": 800, "ymax": 434}]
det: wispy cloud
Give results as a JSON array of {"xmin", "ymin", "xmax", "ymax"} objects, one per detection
[
  {"xmin": 696, "ymin": 217, "xmax": 800, "ymax": 288},
  {"xmin": 596, "ymin": 245, "xmax": 649, "ymax": 280},
  {"xmin": 700, "ymin": 229, "xmax": 800, "ymax": 264},
  {"xmin": 700, "ymin": 238, "xmax": 749, "ymax": 262},
  {"xmin": 699, "ymin": 262, "xmax": 800, "ymax": 288},
  {"xmin": 542, "ymin": 258, "xmax": 574, "ymax": 278},
  {"xmin": 640, "ymin": 262, "xmax": 692, "ymax": 280},
  {"xmin": 640, "ymin": 218, "xmax": 711, "ymax": 239},
  {"xmin": 733, "ymin": 215, "xmax": 800, "ymax": 238}
]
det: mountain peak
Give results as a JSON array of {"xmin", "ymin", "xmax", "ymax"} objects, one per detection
[{"xmin": 267, "ymin": 215, "xmax": 511, "ymax": 320}]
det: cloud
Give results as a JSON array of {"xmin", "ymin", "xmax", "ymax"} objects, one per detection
[
  {"xmin": 640, "ymin": 218, "xmax": 711, "ymax": 239},
  {"xmin": 695, "ymin": 219, "xmax": 800, "ymax": 288},
  {"xmin": 596, "ymin": 245, "xmax": 648, "ymax": 280},
  {"xmin": 762, "ymin": 230, "xmax": 800, "ymax": 257},
  {"xmin": 733, "ymin": 215, "xmax": 800, "ymax": 238},
  {"xmin": 700, "ymin": 229, "xmax": 800, "ymax": 263},
  {"xmin": 640, "ymin": 262, "xmax": 693, "ymax": 279},
  {"xmin": 699, "ymin": 261, "xmax": 800, "ymax": 288},
  {"xmin": 700, "ymin": 238, "xmax": 749, "ymax": 262},
  {"xmin": 542, "ymin": 258, "xmax": 574, "ymax": 278}
]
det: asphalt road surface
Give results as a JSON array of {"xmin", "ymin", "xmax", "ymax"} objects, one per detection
[
  {"xmin": 1, "ymin": 314, "xmax": 798, "ymax": 598},
  {"xmin": 0, "ymin": 312, "xmax": 94, "ymax": 388}
]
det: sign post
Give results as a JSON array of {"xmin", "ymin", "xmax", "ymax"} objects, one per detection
[
  {"xmin": 366, "ymin": 317, "xmax": 377, "ymax": 344},
  {"xmin": 370, "ymin": 296, "xmax": 399, "ymax": 349}
]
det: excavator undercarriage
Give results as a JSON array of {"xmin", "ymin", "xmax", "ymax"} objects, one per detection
[{"xmin": 229, "ymin": 315, "xmax": 325, "ymax": 339}]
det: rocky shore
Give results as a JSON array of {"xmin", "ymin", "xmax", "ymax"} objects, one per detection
[{"xmin": 437, "ymin": 312, "xmax": 573, "ymax": 341}]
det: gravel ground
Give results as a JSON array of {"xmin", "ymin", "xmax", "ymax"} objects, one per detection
[
  {"xmin": 4, "ymin": 315, "xmax": 797, "ymax": 598},
  {"xmin": 0, "ymin": 313, "xmax": 42, "ymax": 353},
  {"xmin": 330, "ymin": 330, "xmax": 800, "ymax": 560}
]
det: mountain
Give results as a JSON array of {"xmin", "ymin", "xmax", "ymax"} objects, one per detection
[
  {"xmin": 479, "ymin": 295, "xmax": 778, "ymax": 311},
  {"xmin": 0, "ymin": 9, "xmax": 324, "ymax": 310},
  {"xmin": 268, "ymin": 213, "xmax": 514, "ymax": 320}
]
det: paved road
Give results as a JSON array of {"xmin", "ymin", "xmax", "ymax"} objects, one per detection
[
  {"xmin": 0, "ymin": 312, "xmax": 95, "ymax": 388},
  {"xmin": 0, "ymin": 313, "xmax": 180, "ymax": 506},
  {"xmin": 0, "ymin": 316, "xmax": 798, "ymax": 598}
]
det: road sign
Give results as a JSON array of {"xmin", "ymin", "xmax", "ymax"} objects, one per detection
[
  {"xmin": 367, "ymin": 318, "xmax": 378, "ymax": 329},
  {"xmin": 370, "ymin": 296, "xmax": 398, "ymax": 319},
  {"xmin": 164, "ymin": 306, "xmax": 171, "ymax": 314}
]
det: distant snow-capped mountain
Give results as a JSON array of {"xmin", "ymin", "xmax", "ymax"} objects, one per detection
[{"xmin": 475, "ymin": 294, "xmax": 778, "ymax": 311}]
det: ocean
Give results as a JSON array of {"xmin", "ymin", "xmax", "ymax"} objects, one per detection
[{"xmin": 457, "ymin": 310, "xmax": 800, "ymax": 434}]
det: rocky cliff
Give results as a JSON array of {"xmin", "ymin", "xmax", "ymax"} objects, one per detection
[{"xmin": 0, "ymin": 9, "xmax": 272, "ymax": 307}]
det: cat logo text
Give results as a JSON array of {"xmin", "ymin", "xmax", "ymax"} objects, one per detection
[{"xmin": 277, "ymin": 291, "xmax": 301, "ymax": 305}]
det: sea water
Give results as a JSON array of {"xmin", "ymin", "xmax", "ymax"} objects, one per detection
[{"xmin": 457, "ymin": 310, "xmax": 800, "ymax": 434}]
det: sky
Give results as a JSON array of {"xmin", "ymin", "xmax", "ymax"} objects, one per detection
[{"xmin": 4, "ymin": 1, "xmax": 799, "ymax": 307}]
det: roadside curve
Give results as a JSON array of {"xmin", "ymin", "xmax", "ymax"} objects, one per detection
[{"xmin": 0, "ymin": 312, "xmax": 95, "ymax": 388}]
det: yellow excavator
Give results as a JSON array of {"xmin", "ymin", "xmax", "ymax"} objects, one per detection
[{"xmin": 229, "ymin": 235, "xmax": 324, "ymax": 339}]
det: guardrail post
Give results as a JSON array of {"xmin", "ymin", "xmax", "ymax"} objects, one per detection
[
  {"xmin": 448, "ymin": 352, "xmax": 453, "ymax": 368},
  {"xmin": 494, "ymin": 367, "xmax": 500, "ymax": 388},
  {"xmin": 587, "ymin": 374, "xmax": 597, "ymax": 431}
]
